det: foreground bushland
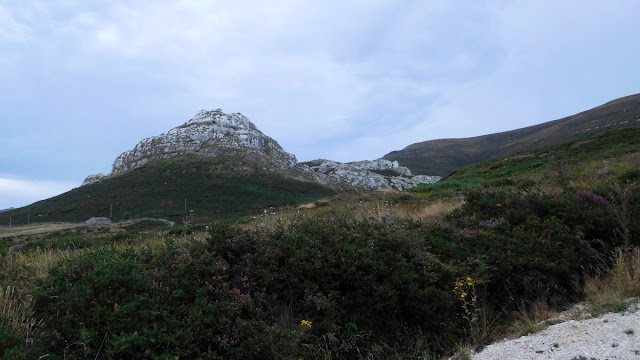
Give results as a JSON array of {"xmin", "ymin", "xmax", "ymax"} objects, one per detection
[{"xmin": 2, "ymin": 182, "xmax": 637, "ymax": 359}]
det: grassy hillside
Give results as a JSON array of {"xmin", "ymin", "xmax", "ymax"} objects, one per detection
[
  {"xmin": 1, "ymin": 127, "xmax": 638, "ymax": 359},
  {"xmin": 412, "ymin": 125, "xmax": 640, "ymax": 198},
  {"xmin": 385, "ymin": 93, "xmax": 640, "ymax": 176},
  {"xmin": 0, "ymin": 156, "xmax": 335, "ymax": 226}
]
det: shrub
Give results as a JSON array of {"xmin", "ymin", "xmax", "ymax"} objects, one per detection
[
  {"xmin": 29, "ymin": 217, "xmax": 463, "ymax": 358},
  {"xmin": 27, "ymin": 187, "xmax": 633, "ymax": 357},
  {"xmin": 443, "ymin": 190, "xmax": 608, "ymax": 310},
  {"xmin": 32, "ymin": 244, "xmax": 303, "ymax": 359}
]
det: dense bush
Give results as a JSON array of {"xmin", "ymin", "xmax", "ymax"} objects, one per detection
[
  {"xmin": 32, "ymin": 247, "xmax": 299, "ymax": 359},
  {"xmin": 443, "ymin": 189, "xmax": 619, "ymax": 308},
  {"xmin": 0, "ymin": 328, "xmax": 31, "ymax": 359},
  {"xmin": 30, "ymin": 218, "xmax": 460, "ymax": 359},
  {"xmin": 25, "ymin": 187, "xmax": 635, "ymax": 358}
]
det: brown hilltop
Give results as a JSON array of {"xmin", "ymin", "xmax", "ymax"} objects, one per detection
[{"xmin": 384, "ymin": 93, "xmax": 640, "ymax": 176}]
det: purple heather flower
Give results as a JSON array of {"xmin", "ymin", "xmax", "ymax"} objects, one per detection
[{"xmin": 577, "ymin": 190, "xmax": 612, "ymax": 210}]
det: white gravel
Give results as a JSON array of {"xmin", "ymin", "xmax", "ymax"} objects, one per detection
[{"xmin": 471, "ymin": 301, "xmax": 640, "ymax": 360}]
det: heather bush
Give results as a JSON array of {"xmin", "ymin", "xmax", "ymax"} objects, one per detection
[
  {"xmin": 32, "ymin": 246, "xmax": 300, "ymax": 359},
  {"xmin": 28, "ymin": 216, "xmax": 462, "ymax": 358},
  {"xmin": 201, "ymin": 217, "xmax": 460, "ymax": 355},
  {"xmin": 443, "ymin": 189, "xmax": 617, "ymax": 309},
  {"xmin": 243, "ymin": 216, "xmax": 456, "ymax": 336},
  {"xmin": 22, "ymin": 187, "xmax": 637, "ymax": 358}
]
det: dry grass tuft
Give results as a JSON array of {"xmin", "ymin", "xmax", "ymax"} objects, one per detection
[
  {"xmin": 585, "ymin": 247, "xmax": 640, "ymax": 311},
  {"xmin": 505, "ymin": 247, "xmax": 640, "ymax": 340},
  {"xmin": 0, "ymin": 247, "xmax": 85, "ymax": 339},
  {"xmin": 508, "ymin": 298, "xmax": 555, "ymax": 338},
  {"xmin": 0, "ymin": 285, "xmax": 42, "ymax": 343},
  {"xmin": 412, "ymin": 199, "xmax": 463, "ymax": 223},
  {"xmin": 1, "ymin": 247, "xmax": 81, "ymax": 283},
  {"xmin": 0, "ymin": 233, "xmax": 172, "ymax": 339}
]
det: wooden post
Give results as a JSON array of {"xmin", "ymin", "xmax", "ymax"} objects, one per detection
[
  {"xmin": 185, "ymin": 198, "xmax": 187, "ymax": 213},
  {"xmin": 110, "ymin": 203, "xmax": 113, "ymax": 218},
  {"xmin": 8, "ymin": 216, "xmax": 11, "ymax": 227}
]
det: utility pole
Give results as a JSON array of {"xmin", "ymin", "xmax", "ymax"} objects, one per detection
[
  {"xmin": 184, "ymin": 197, "xmax": 187, "ymax": 213},
  {"xmin": 110, "ymin": 203, "xmax": 113, "ymax": 218},
  {"xmin": 8, "ymin": 216, "xmax": 11, "ymax": 227}
]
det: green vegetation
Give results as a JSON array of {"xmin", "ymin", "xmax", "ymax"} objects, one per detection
[
  {"xmin": 0, "ymin": 156, "xmax": 335, "ymax": 226},
  {"xmin": 384, "ymin": 94, "xmax": 640, "ymax": 176},
  {"xmin": 412, "ymin": 126, "xmax": 640, "ymax": 198},
  {"xmin": 1, "ymin": 126, "xmax": 639, "ymax": 358}
]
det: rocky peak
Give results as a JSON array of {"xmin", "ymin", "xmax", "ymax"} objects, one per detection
[
  {"xmin": 83, "ymin": 109, "xmax": 440, "ymax": 191},
  {"xmin": 83, "ymin": 109, "xmax": 297, "ymax": 185},
  {"xmin": 187, "ymin": 109, "xmax": 257, "ymax": 129},
  {"xmin": 110, "ymin": 110, "xmax": 297, "ymax": 175}
]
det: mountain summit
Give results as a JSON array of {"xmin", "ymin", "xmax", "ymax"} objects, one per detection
[
  {"xmin": 84, "ymin": 110, "xmax": 297, "ymax": 185},
  {"xmin": 114, "ymin": 109, "xmax": 296, "ymax": 175},
  {"xmin": 84, "ymin": 109, "xmax": 439, "ymax": 191}
]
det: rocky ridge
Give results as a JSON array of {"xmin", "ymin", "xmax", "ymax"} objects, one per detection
[
  {"xmin": 300, "ymin": 159, "xmax": 440, "ymax": 191},
  {"xmin": 83, "ymin": 109, "xmax": 439, "ymax": 191}
]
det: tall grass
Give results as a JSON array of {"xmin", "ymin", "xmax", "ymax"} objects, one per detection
[
  {"xmin": 0, "ymin": 286, "xmax": 41, "ymax": 345},
  {"xmin": 0, "ymin": 233, "xmax": 175, "ymax": 342},
  {"xmin": 412, "ymin": 199, "xmax": 463, "ymax": 223},
  {"xmin": 585, "ymin": 247, "xmax": 640, "ymax": 312},
  {"xmin": 1, "ymin": 247, "xmax": 81, "ymax": 284},
  {"xmin": 0, "ymin": 247, "xmax": 81, "ymax": 343}
]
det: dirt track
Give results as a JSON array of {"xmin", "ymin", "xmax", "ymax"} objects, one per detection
[{"xmin": 0, "ymin": 223, "xmax": 87, "ymax": 240}]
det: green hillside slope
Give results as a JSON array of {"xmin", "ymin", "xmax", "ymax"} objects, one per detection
[
  {"xmin": 412, "ymin": 125, "xmax": 640, "ymax": 197},
  {"xmin": 385, "ymin": 93, "xmax": 640, "ymax": 176},
  {"xmin": 0, "ymin": 156, "xmax": 335, "ymax": 225}
]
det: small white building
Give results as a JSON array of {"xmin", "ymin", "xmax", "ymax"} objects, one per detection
[{"xmin": 86, "ymin": 217, "xmax": 112, "ymax": 225}]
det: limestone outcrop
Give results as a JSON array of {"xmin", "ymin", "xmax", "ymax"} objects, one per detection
[
  {"xmin": 298, "ymin": 159, "xmax": 440, "ymax": 191},
  {"xmin": 82, "ymin": 173, "xmax": 109, "ymax": 186},
  {"xmin": 83, "ymin": 109, "xmax": 440, "ymax": 191},
  {"xmin": 111, "ymin": 109, "xmax": 297, "ymax": 175}
]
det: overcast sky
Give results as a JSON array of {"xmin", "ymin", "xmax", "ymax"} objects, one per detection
[{"xmin": 1, "ymin": 1, "xmax": 639, "ymax": 210}]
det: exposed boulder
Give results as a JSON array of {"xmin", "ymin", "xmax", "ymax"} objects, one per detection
[
  {"xmin": 82, "ymin": 173, "xmax": 109, "ymax": 186},
  {"xmin": 298, "ymin": 159, "xmax": 440, "ymax": 191}
]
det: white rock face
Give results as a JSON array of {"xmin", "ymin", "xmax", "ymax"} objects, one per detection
[
  {"xmin": 82, "ymin": 109, "xmax": 441, "ymax": 192},
  {"xmin": 110, "ymin": 109, "xmax": 297, "ymax": 175},
  {"xmin": 299, "ymin": 159, "xmax": 440, "ymax": 191},
  {"xmin": 82, "ymin": 173, "xmax": 109, "ymax": 186}
]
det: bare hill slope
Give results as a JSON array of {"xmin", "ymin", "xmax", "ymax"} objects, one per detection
[{"xmin": 384, "ymin": 93, "xmax": 640, "ymax": 176}]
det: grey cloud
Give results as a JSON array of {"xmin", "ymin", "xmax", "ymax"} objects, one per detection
[{"xmin": 0, "ymin": 5, "xmax": 31, "ymax": 41}]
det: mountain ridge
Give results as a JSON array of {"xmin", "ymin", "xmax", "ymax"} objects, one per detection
[
  {"xmin": 84, "ymin": 109, "xmax": 439, "ymax": 192},
  {"xmin": 384, "ymin": 93, "xmax": 640, "ymax": 176}
]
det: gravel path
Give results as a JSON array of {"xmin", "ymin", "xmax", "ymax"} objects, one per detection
[{"xmin": 471, "ymin": 301, "xmax": 640, "ymax": 360}]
